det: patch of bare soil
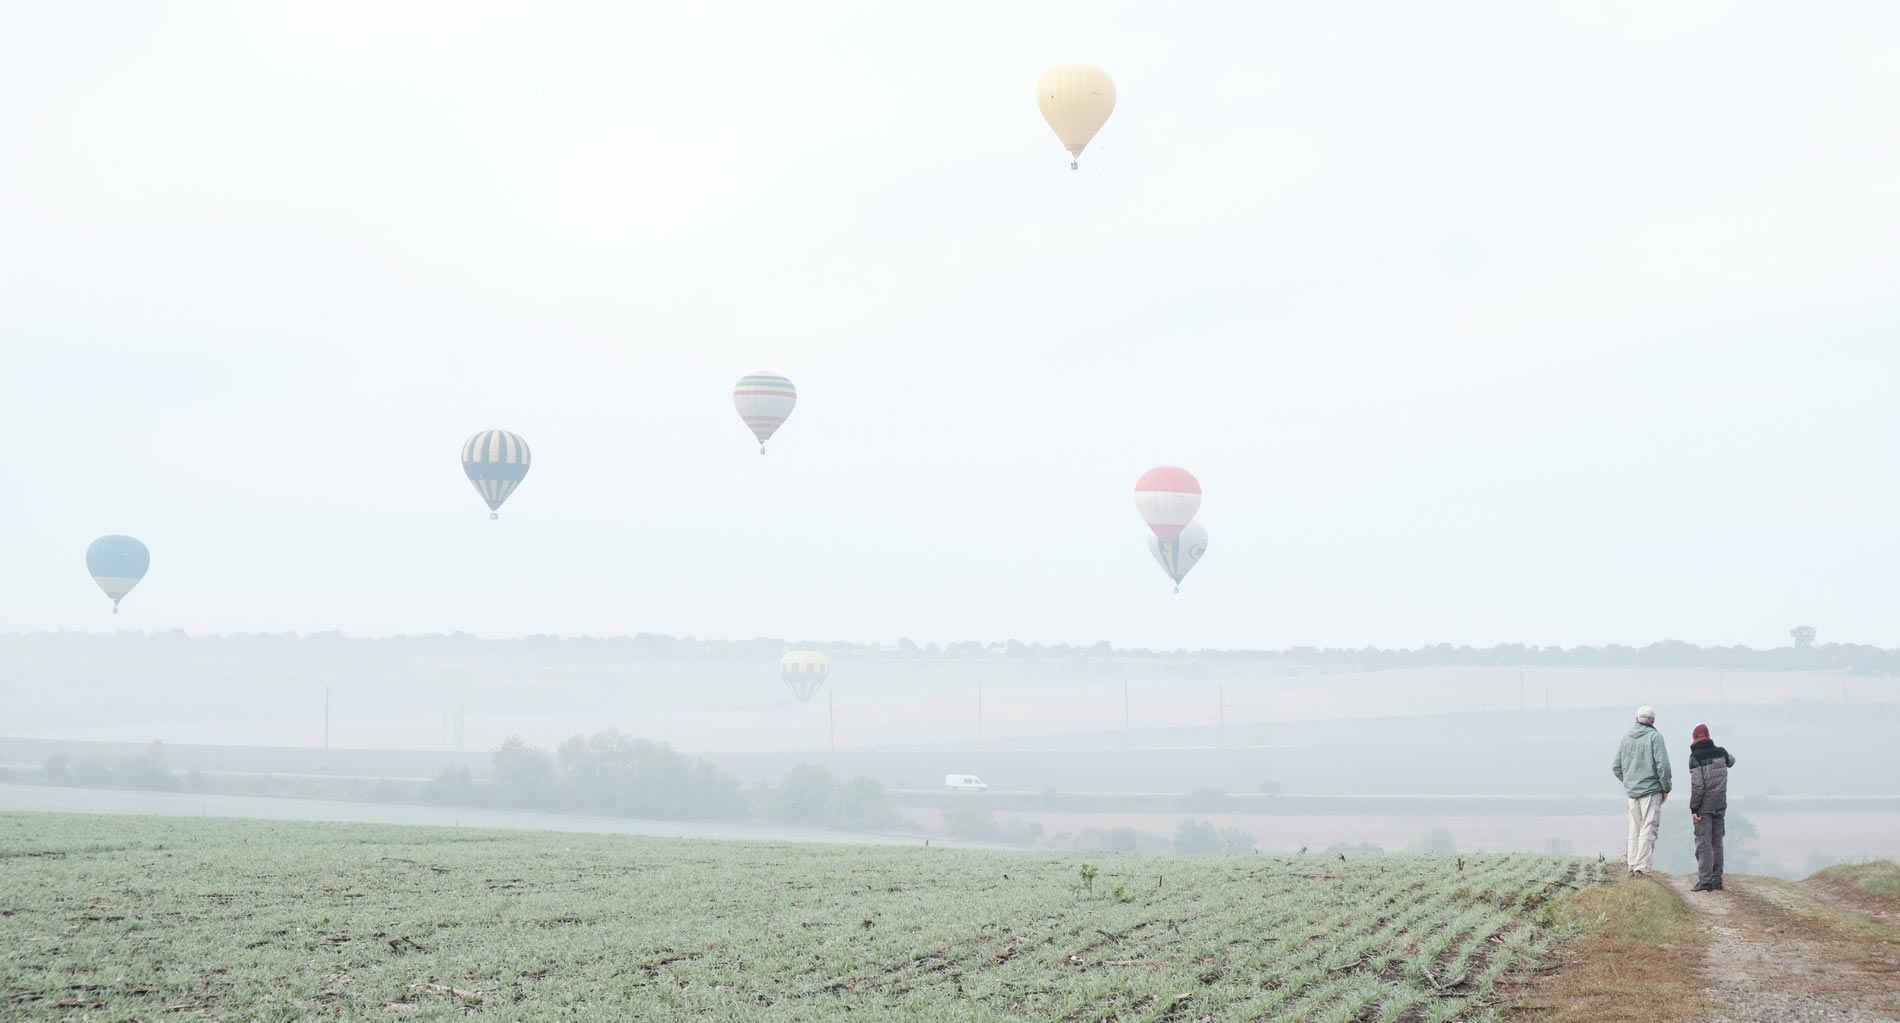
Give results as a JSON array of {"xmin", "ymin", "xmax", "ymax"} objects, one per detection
[{"xmin": 1665, "ymin": 874, "xmax": 1900, "ymax": 1023}]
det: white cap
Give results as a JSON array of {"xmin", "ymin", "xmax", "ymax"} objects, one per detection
[{"xmin": 1636, "ymin": 705, "xmax": 1655, "ymax": 722}]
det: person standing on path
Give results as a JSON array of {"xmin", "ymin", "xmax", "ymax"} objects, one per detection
[
  {"xmin": 1612, "ymin": 705, "xmax": 1672, "ymax": 877},
  {"xmin": 1688, "ymin": 722, "xmax": 1736, "ymax": 892}
]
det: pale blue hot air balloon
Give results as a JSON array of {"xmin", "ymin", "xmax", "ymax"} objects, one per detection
[
  {"xmin": 1148, "ymin": 521, "xmax": 1207, "ymax": 594},
  {"xmin": 86, "ymin": 535, "xmax": 149, "ymax": 613}
]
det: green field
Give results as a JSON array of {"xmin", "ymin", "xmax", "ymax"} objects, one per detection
[{"xmin": 0, "ymin": 813, "xmax": 1601, "ymax": 1021}]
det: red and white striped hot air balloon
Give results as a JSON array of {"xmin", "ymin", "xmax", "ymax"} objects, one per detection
[{"xmin": 1133, "ymin": 466, "xmax": 1201, "ymax": 540}]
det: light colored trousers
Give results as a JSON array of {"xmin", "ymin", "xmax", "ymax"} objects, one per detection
[{"xmin": 1626, "ymin": 793, "xmax": 1663, "ymax": 872}]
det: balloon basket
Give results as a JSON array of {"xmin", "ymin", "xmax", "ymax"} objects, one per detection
[{"xmin": 490, "ymin": 512, "xmax": 498, "ymax": 520}]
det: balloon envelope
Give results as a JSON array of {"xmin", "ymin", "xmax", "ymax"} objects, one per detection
[
  {"xmin": 462, "ymin": 430, "xmax": 531, "ymax": 517},
  {"xmin": 86, "ymin": 535, "xmax": 149, "ymax": 611},
  {"xmin": 1133, "ymin": 466, "xmax": 1201, "ymax": 539},
  {"xmin": 1149, "ymin": 521, "xmax": 1208, "ymax": 589},
  {"xmin": 1036, "ymin": 65, "xmax": 1115, "ymax": 166},
  {"xmin": 734, "ymin": 373, "xmax": 797, "ymax": 452},
  {"xmin": 780, "ymin": 650, "xmax": 829, "ymax": 702}
]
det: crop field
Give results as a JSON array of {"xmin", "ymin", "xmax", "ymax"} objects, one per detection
[{"xmin": 0, "ymin": 813, "xmax": 1602, "ymax": 1021}]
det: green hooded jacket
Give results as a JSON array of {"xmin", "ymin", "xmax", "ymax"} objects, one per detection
[{"xmin": 1612, "ymin": 723, "xmax": 1672, "ymax": 799}]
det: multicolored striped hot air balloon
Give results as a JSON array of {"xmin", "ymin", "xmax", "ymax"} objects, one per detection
[
  {"xmin": 733, "ymin": 372, "xmax": 797, "ymax": 454},
  {"xmin": 1133, "ymin": 466, "xmax": 1201, "ymax": 540},
  {"xmin": 86, "ymin": 535, "xmax": 149, "ymax": 614},
  {"xmin": 780, "ymin": 650, "xmax": 829, "ymax": 702},
  {"xmin": 1149, "ymin": 521, "xmax": 1208, "ymax": 595},
  {"xmin": 462, "ymin": 430, "xmax": 531, "ymax": 519}
]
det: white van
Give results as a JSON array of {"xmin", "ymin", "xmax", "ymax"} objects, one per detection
[{"xmin": 943, "ymin": 773, "xmax": 989, "ymax": 792}]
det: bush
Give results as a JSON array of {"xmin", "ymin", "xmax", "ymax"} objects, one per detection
[
  {"xmin": 424, "ymin": 766, "xmax": 479, "ymax": 806},
  {"xmin": 769, "ymin": 764, "xmax": 839, "ymax": 826},
  {"xmin": 1219, "ymin": 827, "xmax": 1256, "ymax": 853},
  {"xmin": 555, "ymin": 729, "xmax": 747, "ymax": 820},
  {"xmin": 831, "ymin": 777, "xmax": 900, "ymax": 832},
  {"xmin": 1175, "ymin": 818, "xmax": 1220, "ymax": 853},
  {"xmin": 492, "ymin": 736, "xmax": 558, "ymax": 809}
]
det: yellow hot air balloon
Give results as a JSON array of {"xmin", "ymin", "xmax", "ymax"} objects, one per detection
[{"xmin": 1036, "ymin": 65, "xmax": 1116, "ymax": 169}]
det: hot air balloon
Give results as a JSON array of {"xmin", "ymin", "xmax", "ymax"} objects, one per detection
[
  {"xmin": 1036, "ymin": 65, "xmax": 1116, "ymax": 169},
  {"xmin": 733, "ymin": 372, "xmax": 797, "ymax": 454},
  {"xmin": 462, "ymin": 430, "xmax": 531, "ymax": 519},
  {"xmin": 1149, "ymin": 521, "xmax": 1208, "ymax": 594},
  {"xmin": 86, "ymin": 535, "xmax": 149, "ymax": 614},
  {"xmin": 780, "ymin": 650, "xmax": 829, "ymax": 702},
  {"xmin": 1133, "ymin": 466, "xmax": 1201, "ymax": 540}
]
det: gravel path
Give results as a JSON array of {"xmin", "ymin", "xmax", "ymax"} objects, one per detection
[{"xmin": 1665, "ymin": 875, "xmax": 1899, "ymax": 1023}]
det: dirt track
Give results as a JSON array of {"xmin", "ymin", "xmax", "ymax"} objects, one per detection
[{"xmin": 1664, "ymin": 874, "xmax": 1900, "ymax": 1022}]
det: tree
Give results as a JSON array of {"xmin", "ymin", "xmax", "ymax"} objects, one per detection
[
  {"xmin": 492, "ymin": 735, "xmax": 557, "ymax": 808},
  {"xmin": 1790, "ymin": 625, "xmax": 1817, "ymax": 649},
  {"xmin": 769, "ymin": 764, "xmax": 837, "ymax": 826},
  {"xmin": 1174, "ymin": 818, "xmax": 1219, "ymax": 853},
  {"xmin": 831, "ymin": 776, "xmax": 899, "ymax": 831},
  {"xmin": 424, "ymin": 766, "xmax": 478, "ymax": 805}
]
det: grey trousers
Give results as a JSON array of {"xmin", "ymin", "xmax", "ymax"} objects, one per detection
[{"xmin": 1694, "ymin": 812, "xmax": 1725, "ymax": 887}]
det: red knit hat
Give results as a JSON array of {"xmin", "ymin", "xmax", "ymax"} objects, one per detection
[{"xmin": 1691, "ymin": 723, "xmax": 1711, "ymax": 744}]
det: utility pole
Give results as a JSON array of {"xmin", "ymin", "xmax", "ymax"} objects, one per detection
[
  {"xmin": 1123, "ymin": 680, "xmax": 1130, "ymax": 749},
  {"xmin": 454, "ymin": 704, "xmax": 465, "ymax": 753},
  {"xmin": 1518, "ymin": 669, "xmax": 1526, "ymax": 714},
  {"xmin": 976, "ymin": 679, "xmax": 984, "ymax": 745},
  {"xmin": 827, "ymin": 689, "xmax": 836, "ymax": 758},
  {"xmin": 323, "ymin": 686, "xmax": 331, "ymax": 751},
  {"xmin": 1216, "ymin": 684, "xmax": 1224, "ymax": 750}
]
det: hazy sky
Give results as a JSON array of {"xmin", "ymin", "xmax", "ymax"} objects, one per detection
[{"xmin": 4, "ymin": 2, "xmax": 1897, "ymax": 649}]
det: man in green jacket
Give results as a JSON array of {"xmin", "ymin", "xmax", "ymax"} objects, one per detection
[{"xmin": 1612, "ymin": 705, "xmax": 1672, "ymax": 877}]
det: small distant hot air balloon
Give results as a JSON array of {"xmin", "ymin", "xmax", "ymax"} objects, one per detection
[
  {"xmin": 1036, "ymin": 65, "xmax": 1116, "ymax": 170},
  {"xmin": 734, "ymin": 373, "xmax": 797, "ymax": 454},
  {"xmin": 1133, "ymin": 466, "xmax": 1201, "ymax": 540},
  {"xmin": 780, "ymin": 650, "xmax": 829, "ymax": 702},
  {"xmin": 462, "ymin": 430, "xmax": 531, "ymax": 519},
  {"xmin": 86, "ymin": 535, "xmax": 149, "ymax": 614},
  {"xmin": 1149, "ymin": 521, "xmax": 1208, "ymax": 595}
]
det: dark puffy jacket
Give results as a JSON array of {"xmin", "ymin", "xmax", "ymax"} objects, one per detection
[{"xmin": 1688, "ymin": 741, "xmax": 1735, "ymax": 815}]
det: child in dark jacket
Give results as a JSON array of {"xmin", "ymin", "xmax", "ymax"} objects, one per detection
[{"xmin": 1688, "ymin": 723, "xmax": 1736, "ymax": 892}]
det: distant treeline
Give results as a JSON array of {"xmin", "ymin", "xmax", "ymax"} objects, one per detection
[
  {"xmin": 7, "ymin": 631, "xmax": 1896, "ymax": 673},
  {"xmin": 27, "ymin": 734, "xmax": 905, "ymax": 835},
  {"xmin": 423, "ymin": 730, "xmax": 901, "ymax": 832}
]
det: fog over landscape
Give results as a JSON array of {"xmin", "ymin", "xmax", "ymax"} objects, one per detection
[{"xmin": 5, "ymin": 4, "xmax": 1900, "ymax": 1019}]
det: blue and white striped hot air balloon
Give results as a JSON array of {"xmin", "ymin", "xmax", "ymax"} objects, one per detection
[
  {"xmin": 86, "ymin": 535, "xmax": 149, "ymax": 613},
  {"xmin": 1147, "ymin": 521, "xmax": 1207, "ymax": 594},
  {"xmin": 462, "ymin": 430, "xmax": 531, "ymax": 519}
]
